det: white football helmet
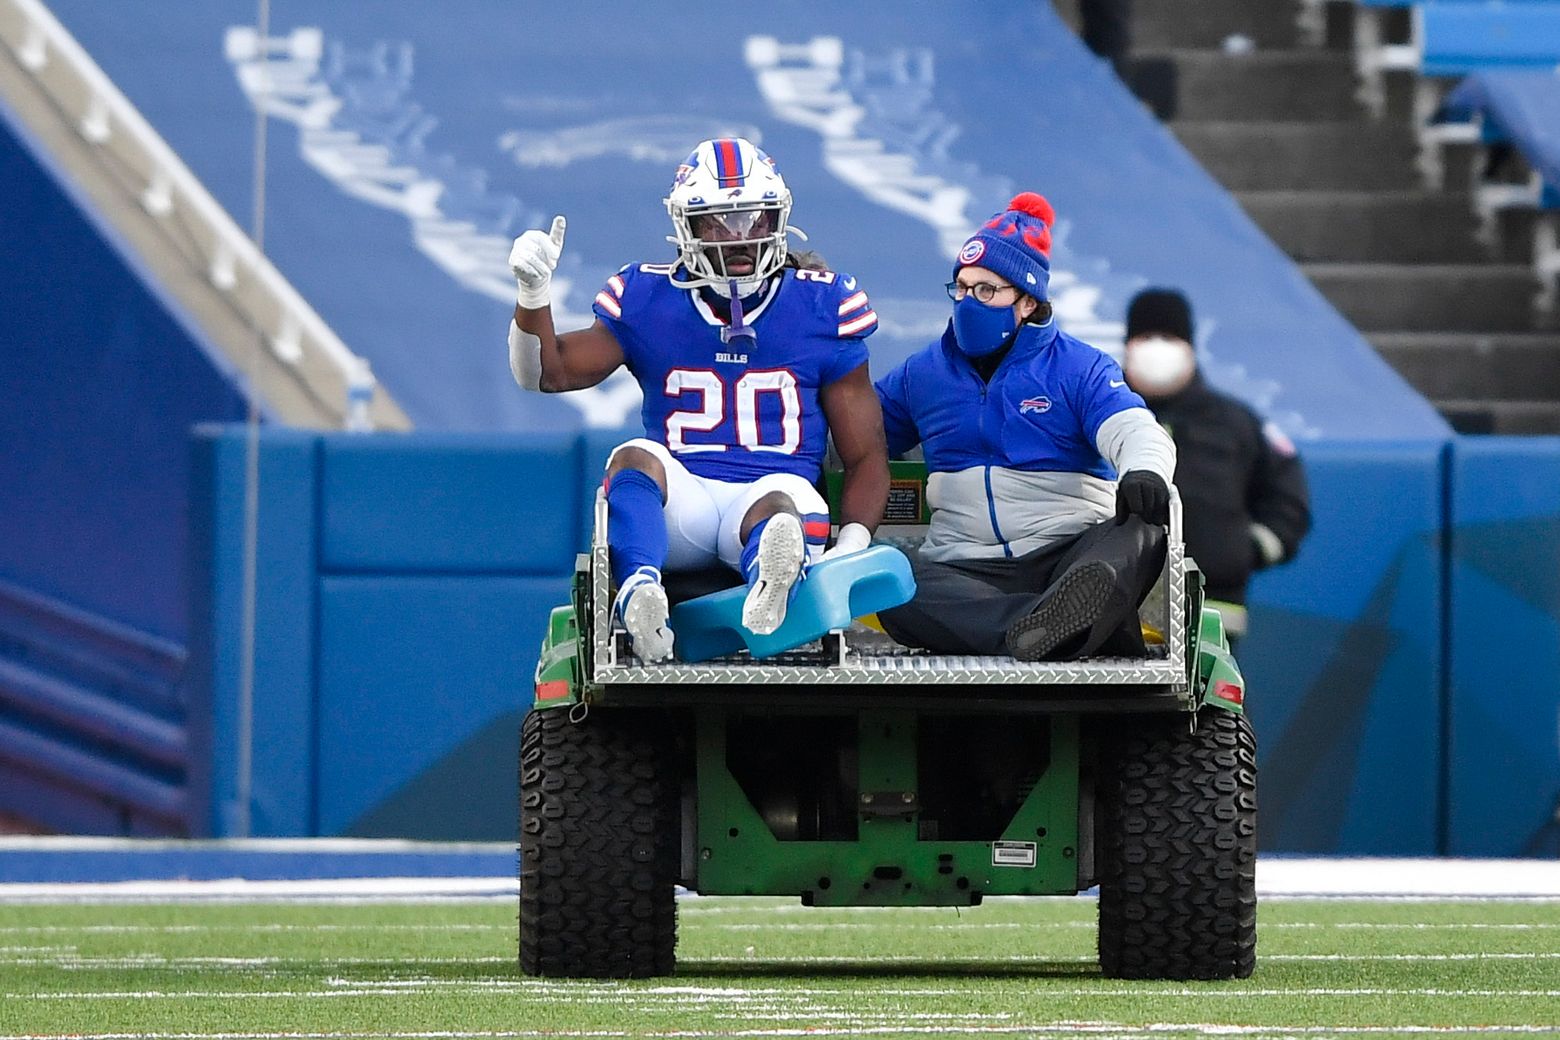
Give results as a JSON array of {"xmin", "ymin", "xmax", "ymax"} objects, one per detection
[{"xmin": 665, "ymin": 138, "xmax": 792, "ymax": 290}]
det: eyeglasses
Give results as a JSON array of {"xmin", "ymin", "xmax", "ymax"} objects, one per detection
[{"xmin": 946, "ymin": 280, "xmax": 1019, "ymax": 304}]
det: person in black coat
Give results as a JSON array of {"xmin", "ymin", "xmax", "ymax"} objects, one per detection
[{"xmin": 1122, "ymin": 288, "xmax": 1311, "ymax": 648}]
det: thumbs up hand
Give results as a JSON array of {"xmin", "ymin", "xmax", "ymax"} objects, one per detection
[{"xmin": 509, "ymin": 215, "xmax": 567, "ymax": 309}]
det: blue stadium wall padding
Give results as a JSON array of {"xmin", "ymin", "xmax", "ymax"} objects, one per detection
[
  {"xmin": 44, "ymin": 0, "xmax": 1446, "ymax": 441},
  {"xmin": 0, "ymin": 100, "xmax": 247, "ymax": 643},
  {"xmin": 0, "ymin": 839, "xmax": 517, "ymax": 884},
  {"xmin": 189, "ymin": 426, "xmax": 575, "ymax": 840},
  {"xmin": 319, "ymin": 434, "xmax": 584, "ymax": 574},
  {"xmin": 1241, "ymin": 441, "xmax": 1446, "ymax": 855},
  {"xmin": 1446, "ymin": 437, "xmax": 1560, "ymax": 857},
  {"xmin": 186, "ymin": 428, "xmax": 320, "ymax": 837},
  {"xmin": 313, "ymin": 575, "xmax": 568, "ymax": 836}
]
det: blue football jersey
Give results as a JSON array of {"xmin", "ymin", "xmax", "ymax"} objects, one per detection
[{"xmin": 592, "ymin": 264, "xmax": 876, "ymax": 483}]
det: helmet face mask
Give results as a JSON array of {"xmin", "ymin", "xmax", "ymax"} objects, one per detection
[{"xmin": 665, "ymin": 138, "xmax": 792, "ymax": 290}]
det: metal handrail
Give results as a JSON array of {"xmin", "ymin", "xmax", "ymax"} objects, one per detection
[{"xmin": 0, "ymin": 0, "xmax": 380, "ymax": 429}]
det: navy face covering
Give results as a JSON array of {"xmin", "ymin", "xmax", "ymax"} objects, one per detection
[{"xmin": 952, "ymin": 295, "xmax": 1017, "ymax": 357}]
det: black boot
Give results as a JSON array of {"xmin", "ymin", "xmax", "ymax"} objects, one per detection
[{"xmin": 1004, "ymin": 560, "xmax": 1128, "ymax": 662}]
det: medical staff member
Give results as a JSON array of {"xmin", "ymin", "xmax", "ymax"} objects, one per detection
[
  {"xmin": 1123, "ymin": 287, "xmax": 1310, "ymax": 649},
  {"xmin": 874, "ymin": 193, "xmax": 1176, "ymax": 661}
]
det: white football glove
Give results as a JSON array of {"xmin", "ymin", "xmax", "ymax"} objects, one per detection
[
  {"xmin": 821, "ymin": 522, "xmax": 871, "ymax": 562},
  {"xmin": 509, "ymin": 215, "xmax": 566, "ymax": 309}
]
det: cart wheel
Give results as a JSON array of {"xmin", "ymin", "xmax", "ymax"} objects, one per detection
[
  {"xmin": 1098, "ymin": 707, "xmax": 1257, "ymax": 980},
  {"xmin": 518, "ymin": 706, "xmax": 678, "ymax": 977}
]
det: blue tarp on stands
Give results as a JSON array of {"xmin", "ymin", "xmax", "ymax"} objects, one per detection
[
  {"xmin": 1443, "ymin": 69, "xmax": 1560, "ymax": 202},
  {"xmin": 42, "ymin": 0, "xmax": 1448, "ymax": 441}
]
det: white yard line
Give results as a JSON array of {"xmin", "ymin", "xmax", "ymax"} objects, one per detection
[
  {"xmin": 0, "ymin": 856, "xmax": 1558, "ymax": 902},
  {"xmin": 700, "ymin": 920, "xmax": 1096, "ymax": 930},
  {"xmin": 0, "ymin": 923, "xmax": 507, "ymax": 934},
  {"xmin": 3, "ymin": 918, "xmax": 1554, "ymax": 938},
  {"xmin": 0, "ymin": 955, "xmax": 515, "ymax": 967},
  {"xmin": 701, "ymin": 919, "xmax": 1560, "ymax": 931},
  {"xmin": 1256, "ymin": 858, "xmax": 1560, "ymax": 898},
  {"xmin": 698, "ymin": 951, "xmax": 1560, "ymax": 963},
  {"xmin": 9, "ymin": 986, "xmax": 1560, "ymax": 1001},
  {"xmin": 0, "ymin": 877, "xmax": 517, "ymax": 903},
  {"xmin": 1, "ymin": 1025, "xmax": 1557, "ymax": 1039},
  {"xmin": 7, "ymin": 952, "xmax": 1560, "ymax": 970},
  {"xmin": 0, "ymin": 837, "xmax": 511, "ymax": 854}
]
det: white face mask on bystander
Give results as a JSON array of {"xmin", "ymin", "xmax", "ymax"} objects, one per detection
[{"xmin": 1126, "ymin": 336, "xmax": 1196, "ymax": 396}]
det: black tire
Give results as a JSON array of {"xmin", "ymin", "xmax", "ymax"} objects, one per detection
[
  {"xmin": 1097, "ymin": 707, "xmax": 1257, "ymax": 980},
  {"xmin": 518, "ymin": 706, "xmax": 678, "ymax": 978}
]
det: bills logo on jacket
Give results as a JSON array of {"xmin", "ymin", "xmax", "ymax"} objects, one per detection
[{"xmin": 1019, "ymin": 396, "xmax": 1052, "ymax": 414}]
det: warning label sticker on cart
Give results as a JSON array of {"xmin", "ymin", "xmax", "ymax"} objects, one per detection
[{"xmin": 992, "ymin": 841, "xmax": 1037, "ymax": 868}]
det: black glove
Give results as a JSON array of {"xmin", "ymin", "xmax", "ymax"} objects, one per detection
[{"xmin": 1116, "ymin": 470, "xmax": 1170, "ymax": 526}]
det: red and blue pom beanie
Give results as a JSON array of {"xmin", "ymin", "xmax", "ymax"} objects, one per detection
[{"xmin": 954, "ymin": 192, "xmax": 1055, "ymax": 301}]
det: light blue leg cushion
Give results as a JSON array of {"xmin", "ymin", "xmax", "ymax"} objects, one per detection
[{"xmin": 668, "ymin": 545, "xmax": 916, "ymax": 663}]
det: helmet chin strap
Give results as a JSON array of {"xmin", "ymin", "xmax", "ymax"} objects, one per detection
[
  {"xmin": 705, "ymin": 277, "xmax": 756, "ymax": 299},
  {"xmin": 721, "ymin": 280, "xmax": 758, "ymax": 348}
]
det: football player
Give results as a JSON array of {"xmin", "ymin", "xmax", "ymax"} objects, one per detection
[{"xmin": 507, "ymin": 138, "xmax": 889, "ymax": 662}]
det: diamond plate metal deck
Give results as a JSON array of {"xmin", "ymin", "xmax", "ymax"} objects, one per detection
[{"xmin": 586, "ymin": 487, "xmax": 1193, "ymax": 695}]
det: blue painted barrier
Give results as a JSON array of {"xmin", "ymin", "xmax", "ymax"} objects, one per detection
[
  {"xmin": 315, "ymin": 574, "xmax": 568, "ymax": 837},
  {"xmin": 320, "ymin": 435, "xmax": 584, "ymax": 574},
  {"xmin": 180, "ymin": 429, "xmax": 1468, "ymax": 851},
  {"xmin": 0, "ymin": 838, "xmax": 514, "ymax": 884},
  {"xmin": 176, "ymin": 429, "xmax": 1560, "ymax": 856},
  {"xmin": 1446, "ymin": 437, "xmax": 1560, "ymax": 856},
  {"xmin": 186, "ymin": 429, "xmax": 320, "ymax": 837},
  {"xmin": 1243, "ymin": 441, "xmax": 1446, "ymax": 855},
  {"xmin": 189, "ymin": 426, "xmax": 582, "ymax": 840}
]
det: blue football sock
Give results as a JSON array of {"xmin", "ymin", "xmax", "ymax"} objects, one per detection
[
  {"xmin": 802, "ymin": 511, "xmax": 830, "ymax": 556},
  {"xmin": 739, "ymin": 517, "xmax": 770, "ymax": 586},
  {"xmin": 606, "ymin": 468, "xmax": 667, "ymax": 589}
]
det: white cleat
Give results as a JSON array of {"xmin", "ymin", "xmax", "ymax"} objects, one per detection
[
  {"xmin": 741, "ymin": 513, "xmax": 806, "ymax": 636},
  {"xmin": 615, "ymin": 568, "xmax": 674, "ymax": 663}
]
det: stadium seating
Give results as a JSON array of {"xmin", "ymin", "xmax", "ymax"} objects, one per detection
[
  {"xmin": 25, "ymin": 0, "xmax": 1444, "ymax": 439},
  {"xmin": 1436, "ymin": 71, "xmax": 1560, "ymax": 311},
  {"xmin": 1350, "ymin": 3, "xmax": 1560, "ymax": 337},
  {"xmin": 1355, "ymin": 1, "xmax": 1560, "ymax": 120}
]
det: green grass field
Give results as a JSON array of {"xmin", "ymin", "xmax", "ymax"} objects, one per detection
[{"xmin": 1, "ymin": 896, "xmax": 1557, "ymax": 1038}]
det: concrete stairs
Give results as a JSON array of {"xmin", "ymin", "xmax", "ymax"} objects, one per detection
[{"xmin": 1129, "ymin": 0, "xmax": 1560, "ymax": 434}]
